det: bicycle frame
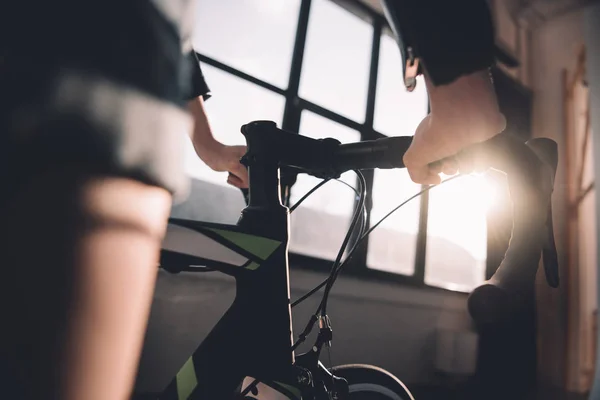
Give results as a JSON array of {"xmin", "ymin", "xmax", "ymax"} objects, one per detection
[
  {"xmin": 159, "ymin": 159, "xmax": 307, "ymax": 399},
  {"xmin": 156, "ymin": 119, "xmax": 560, "ymax": 399}
]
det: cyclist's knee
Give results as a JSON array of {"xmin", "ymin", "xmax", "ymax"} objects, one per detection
[
  {"xmin": 3, "ymin": 167, "xmax": 173, "ymax": 243},
  {"xmin": 76, "ymin": 174, "xmax": 174, "ymax": 241}
]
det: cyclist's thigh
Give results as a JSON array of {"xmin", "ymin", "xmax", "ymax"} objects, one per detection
[{"xmin": 0, "ymin": 1, "xmax": 196, "ymax": 397}]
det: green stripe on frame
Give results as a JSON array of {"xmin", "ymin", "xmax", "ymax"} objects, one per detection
[
  {"xmin": 207, "ymin": 228, "xmax": 281, "ymax": 260},
  {"xmin": 246, "ymin": 262, "xmax": 261, "ymax": 270},
  {"xmin": 176, "ymin": 357, "xmax": 197, "ymax": 400}
]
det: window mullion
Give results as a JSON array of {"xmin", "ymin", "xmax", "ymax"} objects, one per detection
[
  {"xmin": 282, "ymin": 0, "xmax": 312, "ymax": 132},
  {"xmin": 364, "ymin": 18, "xmax": 382, "ymax": 134},
  {"xmin": 346, "ymin": 17, "xmax": 382, "ymax": 272},
  {"xmin": 413, "ymin": 102, "xmax": 432, "ymax": 283},
  {"xmin": 281, "ymin": 0, "xmax": 312, "ymax": 206}
]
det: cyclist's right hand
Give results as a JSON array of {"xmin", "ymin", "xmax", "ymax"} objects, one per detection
[{"xmin": 403, "ymin": 69, "xmax": 506, "ymax": 184}]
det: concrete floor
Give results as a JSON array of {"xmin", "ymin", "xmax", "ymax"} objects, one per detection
[{"xmin": 410, "ymin": 384, "xmax": 589, "ymax": 400}]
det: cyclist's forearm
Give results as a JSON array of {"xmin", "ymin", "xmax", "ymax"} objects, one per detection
[
  {"xmin": 385, "ymin": 0, "xmax": 496, "ymax": 86},
  {"xmin": 188, "ymin": 96, "xmax": 220, "ymax": 157}
]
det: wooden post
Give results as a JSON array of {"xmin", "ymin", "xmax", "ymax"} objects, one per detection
[
  {"xmin": 563, "ymin": 64, "xmax": 582, "ymax": 392},
  {"xmin": 562, "ymin": 45, "xmax": 598, "ymax": 393}
]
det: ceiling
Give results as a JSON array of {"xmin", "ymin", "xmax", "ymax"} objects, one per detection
[
  {"xmin": 357, "ymin": 0, "xmax": 384, "ymax": 15},
  {"xmin": 517, "ymin": 0, "xmax": 598, "ymax": 26},
  {"xmin": 356, "ymin": 0, "xmax": 598, "ymax": 28}
]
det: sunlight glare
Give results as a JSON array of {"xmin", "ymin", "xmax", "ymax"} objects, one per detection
[
  {"xmin": 439, "ymin": 173, "xmax": 499, "ymax": 214},
  {"xmin": 424, "ymin": 172, "xmax": 501, "ymax": 291},
  {"xmin": 428, "ymin": 173, "xmax": 499, "ymax": 262}
]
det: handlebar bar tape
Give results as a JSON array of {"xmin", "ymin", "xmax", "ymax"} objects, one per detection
[{"xmin": 333, "ymin": 136, "xmax": 412, "ymax": 172}]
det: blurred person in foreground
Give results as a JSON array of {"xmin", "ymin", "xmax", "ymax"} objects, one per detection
[{"xmin": 0, "ymin": 2, "xmax": 245, "ymax": 400}]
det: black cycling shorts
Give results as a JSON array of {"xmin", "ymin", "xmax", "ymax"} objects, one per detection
[{"xmin": 0, "ymin": 0, "xmax": 200, "ymax": 203}]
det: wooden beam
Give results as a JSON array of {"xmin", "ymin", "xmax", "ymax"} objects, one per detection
[
  {"xmin": 571, "ymin": 182, "xmax": 596, "ymax": 210},
  {"xmin": 563, "ymin": 65, "xmax": 582, "ymax": 392},
  {"xmin": 577, "ymin": 101, "xmax": 592, "ymax": 193},
  {"xmin": 562, "ymin": 45, "xmax": 595, "ymax": 392},
  {"xmin": 567, "ymin": 46, "xmax": 586, "ymax": 98}
]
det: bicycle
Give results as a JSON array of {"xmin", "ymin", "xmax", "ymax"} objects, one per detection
[{"xmin": 154, "ymin": 120, "xmax": 559, "ymax": 399}]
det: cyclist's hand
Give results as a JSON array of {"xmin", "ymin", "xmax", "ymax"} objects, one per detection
[
  {"xmin": 200, "ymin": 141, "xmax": 248, "ymax": 188},
  {"xmin": 403, "ymin": 69, "xmax": 506, "ymax": 185}
]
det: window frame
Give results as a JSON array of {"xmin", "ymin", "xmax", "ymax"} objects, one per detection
[{"xmin": 194, "ymin": 0, "xmax": 497, "ymax": 294}]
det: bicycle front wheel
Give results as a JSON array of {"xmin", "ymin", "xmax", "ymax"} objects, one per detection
[{"xmin": 331, "ymin": 364, "xmax": 415, "ymax": 400}]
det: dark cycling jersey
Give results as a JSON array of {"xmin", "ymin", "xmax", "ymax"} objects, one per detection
[
  {"xmin": 381, "ymin": 0, "xmax": 496, "ymax": 87},
  {"xmin": 188, "ymin": 51, "xmax": 212, "ymax": 101}
]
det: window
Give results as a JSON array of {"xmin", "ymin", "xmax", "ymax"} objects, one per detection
[
  {"xmin": 190, "ymin": 0, "xmax": 494, "ymax": 293},
  {"xmin": 367, "ymin": 170, "xmax": 421, "ymax": 275},
  {"xmin": 193, "ymin": 0, "xmax": 301, "ymax": 88},
  {"xmin": 367, "ymin": 32, "xmax": 428, "ymax": 275},
  {"xmin": 289, "ymin": 111, "xmax": 361, "ymax": 260},
  {"xmin": 425, "ymin": 175, "xmax": 496, "ymax": 291},
  {"xmin": 299, "ymin": 0, "xmax": 373, "ymax": 122},
  {"xmin": 374, "ymin": 33, "xmax": 428, "ymax": 136}
]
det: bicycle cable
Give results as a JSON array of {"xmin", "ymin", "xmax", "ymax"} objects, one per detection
[
  {"xmin": 290, "ymin": 176, "xmax": 463, "ymax": 351},
  {"xmin": 289, "ymin": 178, "xmax": 363, "ymax": 213},
  {"xmin": 338, "ymin": 178, "xmax": 368, "ymax": 238},
  {"xmin": 290, "ymin": 171, "xmax": 366, "ymax": 350},
  {"xmin": 318, "ymin": 175, "xmax": 463, "ymax": 316},
  {"xmin": 318, "ymin": 171, "xmax": 367, "ymax": 316},
  {"xmin": 290, "ymin": 175, "xmax": 464, "ymax": 310},
  {"xmin": 289, "ymin": 179, "xmax": 331, "ymax": 213},
  {"xmin": 289, "ymin": 177, "xmax": 368, "ymax": 245}
]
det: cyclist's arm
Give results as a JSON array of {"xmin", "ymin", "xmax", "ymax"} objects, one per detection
[
  {"xmin": 186, "ymin": 51, "xmax": 214, "ymax": 147},
  {"xmin": 186, "ymin": 52, "xmax": 248, "ymax": 187},
  {"xmin": 383, "ymin": 0, "xmax": 506, "ymax": 184}
]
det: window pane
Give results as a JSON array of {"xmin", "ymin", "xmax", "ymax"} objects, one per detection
[
  {"xmin": 193, "ymin": 0, "xmax": 301, "ymax": 88},
  {"xmin": 299, "ymin": 0, "xmax": 373, "ymax": 122},
  {"xmin": 374, "ymin": 33, "xmax": 428, "ymax": 136},
  {"xmin": 367, "ymin": 169, "xmax": 421, "ymax": 274},
  {"xmin": 184, "ymin": 65, "xmax": 285, "ymax": 186},
  {"xmin": 367, "ymin": 32, "xmax": 428, "ymax": 275},
  {"xmin": 289, "ymin": 111, "xmax": 361, "ymax": 260},
  {"xmin": 425, "ymin": 175, "xmax": 497, "ymax": 292}
]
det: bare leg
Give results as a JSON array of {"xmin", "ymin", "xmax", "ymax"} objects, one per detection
[{"xmin": 0, "ymin": 168, "xmax": 171, "ymax": 400}]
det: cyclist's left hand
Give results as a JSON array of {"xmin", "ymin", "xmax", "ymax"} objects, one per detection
[{"xmin": 199, "ymin": 141, "xmax": 248, "ymax": 188}]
